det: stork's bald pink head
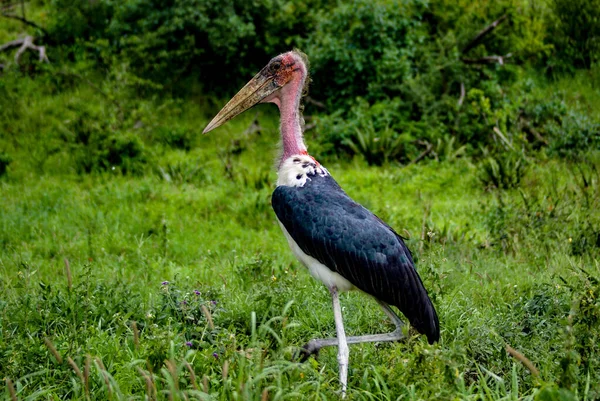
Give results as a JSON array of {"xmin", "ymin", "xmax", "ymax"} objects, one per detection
[{"xmin": 203, "ymin": 51, "xmax": 308, "ymax": 134}]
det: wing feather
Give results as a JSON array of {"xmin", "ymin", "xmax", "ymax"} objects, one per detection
[{"xmin": 272, "ymin": 174, "xmax": 439, "ymax": 343}]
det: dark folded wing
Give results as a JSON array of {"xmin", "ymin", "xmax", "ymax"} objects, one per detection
[{"xmin": 272, "ymin": 174, "xmax": 439, "ymax": 344}]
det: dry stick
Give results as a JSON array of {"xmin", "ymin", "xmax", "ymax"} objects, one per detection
[
  {"xmin": 406, "ymin": 142, "xmax": 433, "ymax": 167},
  {"xmin": 0, "ymin": 38, "xmax": 23, "ymax": 52},
  {"xmin": 0, "ymin": 35, "xmax": 49, "ymax": 64},
  {"xmin": 6, "ymin": 378, "xmax": 17, "ymax": 401},
  {"xmin": 462, "ymin": 54, "xmax": 513, "ymax": 65},
  {"xmin": 492, "ymin": 126, "xmax": 514, "ymax": 150},
  {"xmin": 462, "ymin": 14, "xmax": 508, "ymax": 54},
  {"xmin": 520, "ymin": 117, "xmax": 549, "ymax": 145},
  {"xmin": 64, "ymin": 258, "xmax": 72, "ymax": 291},
  {"xmin": 305, "ymin": 96, "xmax": 327, "ymax": 110},
  {"xmin": 44, "ymin": 337, "xmax": 63, "ymax": 364},
  {"xmin": 506, "ymin": 344, "xmax": 540, "ymax": 377},
  {"xmin": 458, "ymin": 82, "xmax": 466, "ymax": 107},
  {"xmin": 1, "ymin": 12, "xmax": 49, "ymax": 36},
  {"xmin": 261, "ymin": 388, "xmax": 269, "ymax": 401}
]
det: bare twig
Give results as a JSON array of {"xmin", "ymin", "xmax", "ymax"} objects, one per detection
[
  {"xmin": 462, "ymin": 53, "xmax": 513, "ymax": 65},
  {"xmin": 1, "ymin": 12, "xmax": 49, "ymax": 36},
  {"xmin": 520, "ymin": 117, "xmax": 549, "ymax": 145},
  {"xmin": 458, "ymin": 82, "xmax": 466, "ymax": 107},
  {"xmin": 64, "ymin": 258, "xmax": 72, "ymax": 290},
  {"xmin": 0, "ymin": 38, "xmax": 24, "ymax": 52},
  {"xmin": 492, "ymin": 126, "xmax": 514, "ymax": 150},
  {"xmin": 305, "ymin": 96, "xmax": 327, "ymax": 110},
  {"xmin": 462, "ymin": 14, "xmax": 508, "ymax": 54},
  {"xmin": 0, "ymin": 35, "xmax": 49, "ymax": 64},
  {"xmin": 406, "ymin": 142, "xmax": 433, "ymax": 167}
]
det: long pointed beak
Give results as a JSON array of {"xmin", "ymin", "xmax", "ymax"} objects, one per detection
[{"xmin": 203, "ymin": 71, "xmax": 281, "ymax": 134}]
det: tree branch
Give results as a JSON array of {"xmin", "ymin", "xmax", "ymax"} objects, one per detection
[
  {"xmin": 462, "ymin": 53, "xmax": 512, "ymax": 65},
  {"xmin": 457, "ymin": 82, "xmax": 465, "ymax": 107},
  {"xmin": 0, "ymin": 36, "xmax": 49, "ymax": 64},
  {"xmin": 1, "ymin": 12, "xmax": 49, "ymax": 37},
  {"xmin": 406, "ymin": 142, "xmax": 433, "ymax": 167},
  {"xmin": 462, "ymin": 14, "xmax": 508, "ymax": 54}
]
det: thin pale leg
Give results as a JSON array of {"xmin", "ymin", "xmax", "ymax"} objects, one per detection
[
  {"xmin": 330, "ymin": 286, "xmax": 349, "ymax": 398},
  {"xmin": 301, "ymin": 299, "xmax": 404, "ymax": 358}
]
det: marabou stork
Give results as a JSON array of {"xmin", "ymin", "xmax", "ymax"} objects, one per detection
[{"xmin": 203, "ymin": 50, "xmax": 439, "ymax": 396}]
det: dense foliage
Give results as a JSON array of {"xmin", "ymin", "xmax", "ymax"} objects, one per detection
[{"xmin": 1, "ymin": 0, "xmax": 599, "ymax": 399}]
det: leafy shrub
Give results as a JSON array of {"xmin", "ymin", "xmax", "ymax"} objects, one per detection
[
  {"xmin": 46, "ymin": 0, "xmax": 332, "ymax": 94},
  {"xmin": 546, "ymin": 0, "xmax": 600, "ymax": 71},
  {"xmin": 344, "ymin": 126, "xmax": 407, "ymax": 166},
  {"xmin": 479, "ymin": 151, "xmax": 527, "ymax": 190},
  {"xmin": 73, "ymin": 131, "xmax": 147, "ymax": 175},
  {"xmin": 547, "ymin": 113, "xmax": 600, "ymax": 158},
  {"xmin": 304, "ymin": 0, "xmax": 428, "ymax": 107},
  {"xmin": 0, "ymin": 152, "xmax": 11, "ymax": 177},
  {"xmin": 314, "ymin": 98, "xmax": 422, "ymax": 162}
]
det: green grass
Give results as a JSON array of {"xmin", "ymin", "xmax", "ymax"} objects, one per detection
[
  {"xmin": 1, "ymin": 14, "xmax": 600, "ymax": 399},
  {"xmin": 1, "ymin": 110, "xmax": 599, "ymax": 399}
]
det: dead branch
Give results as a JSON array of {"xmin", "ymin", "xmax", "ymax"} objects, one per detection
[
  {"xmin": 462, "ymin": 14, "xmax": 508, "ymax": 54},
  {"xmin": 0, "ymin": 35, "xmax": 49, "ymax": 65},
  {"xmin": 305, "ymin": 96, "xmax": 327, "ymax": 110},
  {"xmin": 462, "ymin": 53, "xmax": 512, "ymax": 65},
  {"xmin": 492, "ymin": 126, "xmax": 514, "ymax": 150},
  {"xmin": 457, "ymin": 82, "xmax": 465, "ymax": 107},
  {"xmin": 520, "ymin": 117, "xmax": 549, "ymax": 145},
  {"xmin": 407, "ymin": 141, "xmax": 433, "ymax": 167},
  {"xmin": 1, "ymin": 12, "xmax": 49, "ymax": 37}
]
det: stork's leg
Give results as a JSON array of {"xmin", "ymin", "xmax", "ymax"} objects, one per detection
[
  {"xmin": 329, "ymin": 286, "xmax": 349, "ymax": 398},
  {"xmin": 300, "ymin": 299, "xmax": 405, "ymax": 360}
]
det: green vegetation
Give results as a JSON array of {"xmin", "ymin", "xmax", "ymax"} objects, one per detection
[{"xmin": 1, "ymin": 0, "xmax": 599, "ymax": 399}]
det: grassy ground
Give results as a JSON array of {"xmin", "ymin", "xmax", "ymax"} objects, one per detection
[
  {"xmin": 1, "ymin": 91, "xmax": 599, "ymax": 399},
  {"xmin": 1, "ymin": 11, "xmax": 600, "ymax": 399}
]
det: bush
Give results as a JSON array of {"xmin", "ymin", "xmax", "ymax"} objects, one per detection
[
  {"xmin": 46, "ymin": 0, "xmax": 333, "ymax": 94},
  {"xmin": 0, "ymin": 152, "xmax": 11, "ymax": 177},
  {"xmin": 546, "ymin": 0, "xmax": 600, "ymax": 71},
  {"xmin": 479, "ymin": 151, "xmax": 527, "ymax": 190}
]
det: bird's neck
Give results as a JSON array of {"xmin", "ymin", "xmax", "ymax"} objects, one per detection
[{"xmin": 277, "ymin": 72, "xmax": 308, "ymax": 166}]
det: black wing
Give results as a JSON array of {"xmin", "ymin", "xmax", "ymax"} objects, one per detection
[{"xmin": 272, "ymin": 173, "xmax": 439, "ymax": 344}]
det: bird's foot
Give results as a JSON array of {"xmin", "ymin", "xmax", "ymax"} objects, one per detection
[{"xmin": 296, "ymin": 340, "xmax": 322, "ymax": 362}]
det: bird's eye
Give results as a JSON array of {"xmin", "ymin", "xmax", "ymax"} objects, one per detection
[{"xmin": 270, "ymin": 61, "xmax": 282, "ymax": 73}]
